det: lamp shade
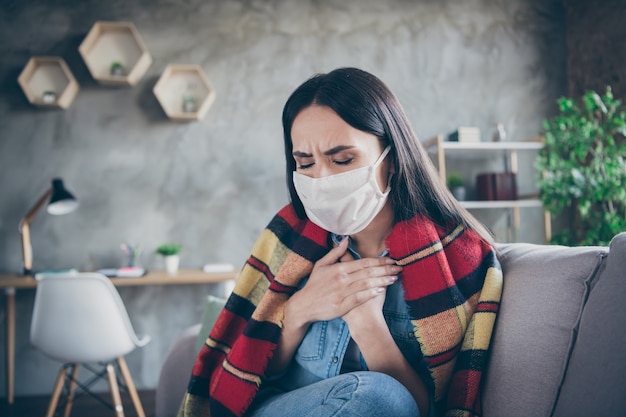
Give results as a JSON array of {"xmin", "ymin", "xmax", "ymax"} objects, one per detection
[
  {"xmin": 47, "ymin": 178, "xmax": 78, "ymax": 215},
  {"xmin": 20, "ymin": 177, "xmax": 79, "ymax": 275}
]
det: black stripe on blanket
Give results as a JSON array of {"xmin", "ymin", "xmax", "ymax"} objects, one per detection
[
  {"xmin": 225, "ymin": 292, "xmax": 256, "ymax": 321},
  {"xmin": 268, "ymin": 214, "xmax": 328, "ymax": 263},
  {"xmin": 407, "ymin": 251, "xmax": 497, "ymax": 319},
  {"xmin": 187, "ymin": 375, "xmax": 210, "ymax": 397},
  {"xmin": 243, "ymin": 319, "xmax": 282, "ymax": 343}
]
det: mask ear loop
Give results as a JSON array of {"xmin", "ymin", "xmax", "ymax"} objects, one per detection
[
  {"xmin": 371, "ymin": 146, "xmax": 393, "ymax": 194},
  {"xmin": 373, "ymin": 146, "xmax": 392, "ymax": 168}
]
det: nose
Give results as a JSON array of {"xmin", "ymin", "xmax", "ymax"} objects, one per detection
[{"xmin": 311, "ymin": 164, "xmax": 333, "ymax": 179}]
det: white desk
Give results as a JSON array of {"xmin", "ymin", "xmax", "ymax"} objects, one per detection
[{"xmin": 0, "ymin": 269, "xmax": 238, "ymax": 404}]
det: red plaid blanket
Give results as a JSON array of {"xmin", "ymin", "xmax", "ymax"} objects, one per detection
[{"xmin": 179, "ymin": 204, "xmax": 502, "ymax": 417}]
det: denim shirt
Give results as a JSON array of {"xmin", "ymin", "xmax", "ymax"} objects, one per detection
[{"xmin": 271, "ymin": 234, "xmax": 424, "ymax": 392}]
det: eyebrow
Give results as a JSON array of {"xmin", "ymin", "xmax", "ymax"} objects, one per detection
[{"xmin": 292, "ymin": 145, "xmax": 356, "ymax": 158}]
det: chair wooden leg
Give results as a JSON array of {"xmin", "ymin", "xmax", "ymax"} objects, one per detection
[
  {"xmin": 63, "ymin": 364, "xmax": 80, "ymax": 417},
  {"xmin": 117, "ymin": 356, "xmax": 146, "ymax": 417},
  {"xmin": 46, "ymin": 366, "xmax": 69, "ymax": 417},
  {"xmin": 106, "ymin": 363, "xmax": 125, "ymax": 417}
]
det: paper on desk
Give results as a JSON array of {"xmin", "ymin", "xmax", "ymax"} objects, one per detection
[{"xmin": 203, "ymin": 263, "xmax": 236, "ymax": 273}]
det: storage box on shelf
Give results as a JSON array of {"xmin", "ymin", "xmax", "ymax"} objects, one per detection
[
  {"xmin": 79, "ymin": 21, "xmax": 152, "ymax": 86},
  {"xmin": 424, "ymin": 134, "xmax": 550, "ymax": 243},
  {"xmin": 153, "ymin": 64, "xmax": 216, "ymax": 121},
  {"xmin": 17, "ymin": 57, "xmax": 79, "ymax": 109}
]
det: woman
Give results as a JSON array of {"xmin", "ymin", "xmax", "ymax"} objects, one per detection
[{"xmin": 179, "ymin": 68, "xmax": 502, "ymax": 417}]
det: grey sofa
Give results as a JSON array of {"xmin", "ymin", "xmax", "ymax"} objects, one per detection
[{"xmin": 156, "ymin": 233, "xmax": 626, "ymax": 417}]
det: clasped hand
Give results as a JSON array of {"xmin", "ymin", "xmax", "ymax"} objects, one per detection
[{"xmin": 288, "ymin": 237, "xmax": 402, "ymax": 331}]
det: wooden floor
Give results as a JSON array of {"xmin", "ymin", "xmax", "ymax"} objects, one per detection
[{"xmin": 0, "ymin": 389, "xmax": 156, "ymax": 417}]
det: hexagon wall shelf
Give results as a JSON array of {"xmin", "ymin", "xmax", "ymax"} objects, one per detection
[
  {"xmin": 153, "ymin": 64, "xmax": 216, "ymax": 121},
  {"xmin": 17, "ymin": 57, "xmax": 79, "ymax": 109},
  {"xmin": 79, "ymin": 21, "xmax": 152, "ymax": 87}
]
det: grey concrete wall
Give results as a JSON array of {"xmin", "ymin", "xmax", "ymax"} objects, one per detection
[{"xmin": 0, "ymin": 0, "xmax": 566, "ymax": 396}]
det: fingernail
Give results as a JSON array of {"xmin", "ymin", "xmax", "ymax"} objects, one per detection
[
  {"xmin": 375, "ymin": 287, "xmax": 385, "ymax": 293},
  {"xmin": 385, "ymin": 258, "xmax": 397, "ymax": 265},
  {"xmin": 391, "ymin": 265, "xmax": 403, "ymax": 273},
  {"xmin": 387, "ymin": 276, "xmax": 398, "ymax": 283}
]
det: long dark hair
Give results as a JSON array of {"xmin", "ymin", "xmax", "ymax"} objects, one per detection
[{"xmin": 282, "ymin": 67, "xmax": 493, "ymax": 244}]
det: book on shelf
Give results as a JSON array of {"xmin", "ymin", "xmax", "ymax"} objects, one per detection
[
  {"xmin": 448, "ymin": 127, "xmax": 481, "ymax": 143},
  {"xmin": 477, "ymin": 172, "xmax": 518, "ymax": 201}
]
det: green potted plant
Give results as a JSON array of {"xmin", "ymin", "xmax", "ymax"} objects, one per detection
[
  {"xmin": 536, "ymin": 87, "xmax": 626, "ymax": 246},
  {"xmin": 110, "ymin": 61, "xmax": 124, "ymax": 76},
  {"xmin": 447, "ymin": 172, "xmax": 466, "ymax": 201},
  {"xmin": 155, "ymin": 243, "xmax": 183, "ymax": 274},
  {"xmin": 182, "ymin": 94, "xmax": 197, "ymax": 113},
  {"xmin": 42, "ymin": 90, "xmax": 57, "ymax": 104}
]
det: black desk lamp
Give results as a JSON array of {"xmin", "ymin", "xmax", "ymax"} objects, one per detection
[{"xmin": 19, "ymin": 178, "xmax": 78, "ymax": 275}]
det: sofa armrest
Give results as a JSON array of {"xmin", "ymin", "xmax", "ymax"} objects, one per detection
[{"xmin": 156, "ymin": 323, "xmax": 202, "ymax": 417}]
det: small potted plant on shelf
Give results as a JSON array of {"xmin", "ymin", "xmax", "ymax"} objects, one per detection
[
  {"xmin": 182, "ymin": 94, "xmax": 197, "ymax": 113},
  {"xmin": 42, "ymin": 90, "xmax": 57, "ymax": 104},
  {"xmin": 447, "ymin": 172, "xmax": 466, "ymax": 201},
  {"xmin": 155, "ymin": 243, "xmax": 183, "ymax": 274},
  {"xmin": 110, "ymin": 61, "xmax": 124, "ymax": 76}
]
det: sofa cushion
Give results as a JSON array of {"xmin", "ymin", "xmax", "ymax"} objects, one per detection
[
  {"xmin": 156, "ymin": 323, "xmax": 201, "ymax": 417},
  {"xmin": 156, "ymin": 295, "xmax": 227, "ymax": 417},
  {"xmin": 482, "ymin": 242, "xmax": 607, "ymax": 417},
  {"xmin": 194, "ymin": 294, "xmax": 227, "ymax": 353},
  {"xmin": 552, "ymin": 232, "xmax": 626, "ymax": 416}
]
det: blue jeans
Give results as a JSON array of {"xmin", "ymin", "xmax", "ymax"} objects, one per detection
[{"xmin": 246, "ymin": 371, "xmax": 420, "ymax": 417}]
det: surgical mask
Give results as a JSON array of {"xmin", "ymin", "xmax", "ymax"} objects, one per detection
[{"xmin": 293, "ymin": 146, "xmax": 392, "ymax": 235}]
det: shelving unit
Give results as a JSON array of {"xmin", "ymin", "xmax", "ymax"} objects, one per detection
[
  {"xmin": 153, "ymin": 64, "xmax": 216, "ymax": 121},
  {"xmin": 17, "ymin": 57, "xmax": 79, "ymax": 109},
  {"xmin": 424, "ymin": 134, "xmax": 550, "ymax": 242},
  {"xmin": 79, "ymin": 21, "xmax": 152, "ymax": 86}
]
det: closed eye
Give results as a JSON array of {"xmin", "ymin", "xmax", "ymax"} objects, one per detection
[
  {"xmin": 334, "ymin": 158, "xmax": 353, "ymax": 165},
  {"xmin": 298, "ymin": 162, "xmax": 314, "ymax": 169}
]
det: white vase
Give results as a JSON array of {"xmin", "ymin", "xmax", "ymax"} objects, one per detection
[{"xmin": 164, "ymin": 255, "xmax": 180, "ymax": 275}]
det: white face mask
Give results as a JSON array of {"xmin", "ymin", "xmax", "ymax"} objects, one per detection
[{"xmin": 293, "ymin": 146, "xmax": 392, "ymax": 235}]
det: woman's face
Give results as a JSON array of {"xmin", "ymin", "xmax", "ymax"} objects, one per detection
[{"xmin": 290, "ymin": 105, "xmax": 393, "ymax": 190}]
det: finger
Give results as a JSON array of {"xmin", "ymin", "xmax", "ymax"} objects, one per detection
[
  {"xmin": 339, "ymin": 251, "xmax": 354, "ymax": 263},
  {"xmin": 347, "ymin": 274, "xmax": 398, "ymax": 293},
  {"xmin": 341, "ymin": 256, "xmax": 400, "ymax": 275},
  {"xmin": 361, "ymin": 263, "xmax": 403, "ymax": 280},
  {"xmin": 341, "ymin": 285, "xmax": 386, "ymax": 311},
  {"xmin": 316, "ymin": 236, "xmax": 349, "ymax": 267}
]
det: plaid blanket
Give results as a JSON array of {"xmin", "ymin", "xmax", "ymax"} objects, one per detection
[{"xmin": 178, "ymin": 204, "xmax": 502, "ymax": 417}]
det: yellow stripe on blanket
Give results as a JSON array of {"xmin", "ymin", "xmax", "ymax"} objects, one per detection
[
  {"xmin": 480, "ymin": 266, "xmax": 503, "ymax": 302},
  {"xmin": 232, "ymin": 229, "xmax": 280, "ymax": 302},
  {"xmin": 233, "ymin": 264, "xmax": 271, "ymax": 307},
  {"xmin": 412, "ymin": 304, "xmax": 468, "ymax": 355},
  {"xmin": 462, "ymin": 308, "xmax": 497, "ymax": 351},
  {"xmin": 441, "ymin": 224, "xmax": 465, "ymax": 246},
  {"xmin": 461, "ymin": 267, "xmax": 502, "ymax": 351},
  {"xmin": 395, "ymin": 225, "xmax": 465, "ymax": 266},
  {"xmin": 396, "ymin": 241, "xmax": 443, "ymax": 266},
  {"xmin": 206, "ymin": 337, "xmax": 231, "ymax": 355},
  {"xmin": 222, "ymin": 359, "xmax": 263, "ymax": 387}
]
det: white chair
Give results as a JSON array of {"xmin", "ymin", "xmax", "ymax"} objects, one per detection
[{"xmin": 30, "ymin": 272, "xmax": 151, "ymax": 417}]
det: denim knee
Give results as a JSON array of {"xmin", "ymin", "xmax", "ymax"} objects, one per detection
[{"xmin": 335, "ymin": 371, "xmax": 420, "ymax": 417}]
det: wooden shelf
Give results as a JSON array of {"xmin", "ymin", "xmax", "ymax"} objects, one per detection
[
  {"xmin": 460, "ymin": 199, "xmax": 543, "ymax": 209},
  {"xmin": 423, "ymin": 137, "xmax": 544, "ymax": 151},
  {"xmin": 17, "ymin": 57, "xmax": 79, "ymax": 109},
  {"xmin": 153, "ymin": 64, "xmax": 216, "ymax": 121},
  {"xmin": 424, "ymin": 135, "xmax": 544, "ymax": 158},
  {"xmin": 79, "ymin": 21, "xmax": 152, "ymax": 86},
  {"xmin": 425, "ymin": 133, "xmax": 550, "ymax": 242}
]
